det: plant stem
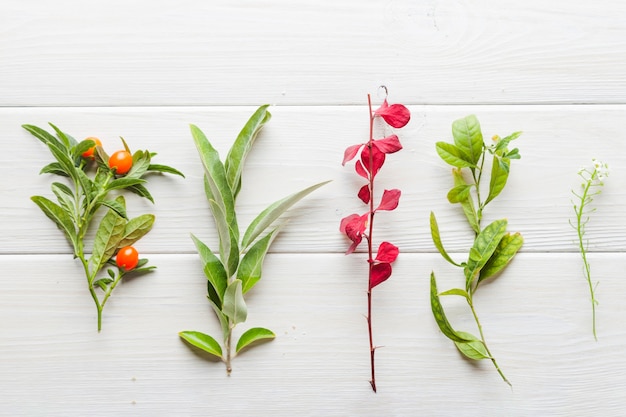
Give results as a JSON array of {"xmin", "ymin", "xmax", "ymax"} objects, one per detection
[
  {"xmin": 575, "ymin": 179, "xmax": 598, "ymax": 340},
  {"xmin": 468, "ymin": 298, "xmax": 511, "ymax": 386},
  {"xmin": 366, "ymin": 94, "xmax": 377, "ymax": 393},
  {"xmin": 225, "ymin": 323, "xmax": 233, "ymax": 375}
]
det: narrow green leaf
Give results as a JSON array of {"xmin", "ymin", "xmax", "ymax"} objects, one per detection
[
  {"xmin": 49, "ymin": 123, "xmax": 78, "ymax": 149},
  {"xmin": 146, "ymin": 164, "xmax": 185, "ymax": 177},
  {"xmin": 429, "ymin": 212, "xmax": 461, "ymax": 267},
  {"xmin": 242, "ymin": 180, "xmax": 330, "ymax": 249},
  {"xmin": 90, "ymin": 198, "xmax": 127, "ymax": 273},
  {"xmin": 39, "ymin": 162, "xmax": 69, "ymax": 177},
  {"xmin": 452, "ymin": 115, "xmax": 484, "ymax": 166},
  {"xmin": 435, "ymin": 142, "xmax": 476, "ymax": 168},
  {"xmin": 454, "ymin": 331, "xmax": 491, "ymax": 360},
  {"xmin": 117, "ymin": 214, "xmax": 155, "ymax": 249},
  {"xmin": 447, "ymin": 184, "xmax": 472, "ymax": 204},
  {"xmin": 224, "ymin": 105, "xmax": 271, "ymax": 198},
  {"xmin": 93, "ymin": 278, "xmax": 114, "ymax": 292},
  {"xmin": 223, "ymin": 279, "xmax": 247, "ymax": 325},
  {"xmin": 208, "ymin": 297, "xmax": 230, "ymax": 341},
  {"xmin": 207, "ymin": 197, "xmax": 239, "ymax": 278},
  {"xmin": 100, "ymin": 199, "xmax": 128, "ymax": 219},
  {"xmin": 31, "ymin": 196, "xmax": 77, "ymax": 250},
  {"xmin": 430, "ymin": 272, "xmax": 471, "ymax": 343},
  {"xmin": 191, "ymin": 234, "xmax": 228, "ymax": 307},
  {"xmin": 191, "ymin": 124, "xmax": 238, "ymax": 237},
  {"xmin": 479, "ymin": 232, "xmax": 523, "ymax": 283},
  {"xmin": 22, "ymin": 124, "xmax": 64, "ymax": 149},
  {"xmin": 452, "ymin": 169, "xmax": 479, "ymax": 234},
  {"xmin": 51, "ymin": 182, "xmax": 76, "ymax": 215},
  {"xmin": 107, "ymin": 177, "xmax": 146, "ymax": 191},
  {"xmin": 125, "ymin": 150, "xmax": 151, "ymax": 179},
  {"xmin": 495, "ymin": 131, "xmax": 522, "ymax": 153},
  {"xmin": 126, "ymin": 183, "xmax": 155, "ymax": 203},
  {"xmin": 47, "ymin": 142, "xmax": 80, "ymax": 184},
  {"xmin": 236, "ymin": 327, "xmax": 275, "ymax": 353},
  {"xmin": 465, "ymin": 219, "xmax": 508, "ymax": 291},
  {"xmin": 438, "ymin": 288, "xmax": 470, "ymax": 301},
  {"xmin": 179, "ymin": 331, "xmax": 223, "ymax": 359},
  {"xmin": 237, "ymin": 227, "xmax": 279, "ymax": 293},
  {"xmin": 485, "ymin": 156, "xmax": 510, "ymax": 205}
]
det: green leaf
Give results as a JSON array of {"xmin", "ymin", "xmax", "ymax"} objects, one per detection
[
  {"xmin": 485, "ymin": 156, "xmax": 510, "ymax": 205},
  {"xmin": 438, "ymin": 288, "xmax": 471, "ymax": 301},
  {"xmin": 435, "ymin": 142, "xmax": 476, "ymax": 168},
  {"xmin": 430, "ymin": 272, "xmax": 472, "ymax": 343},
  {"xmin": 207, "ymin": 196, "xmax": 240, "ymax": 279},
  {"xmin": 429, "ymin": 212, "xmax": 461, "ymax": 267},
  {"xmin": 117, "ymin": 214, "xmax": 155, "ymax": 249},
  {"xmin": 495, "ymin": 131, "xmax": 522, "ymax": 153},
  {"xmin": 242, "ymin": 180, "xmax": 330, "ymax": 249},
  {"xmin": 39, "ymin": 162, "xmax": 69, "ymax": 177},
  {"xmin": 31, "ymin": 196, "xmax": 77, "ymax": 250},
  {"xmin": 447, "ymin": 184, "xmax": 472, "ymax": 204},
  {"xmin": 146, "ymin": 164, "xmax": 185, "ymax": 177},
  {"xmin": 237, "ymin": 227, "xmax": 279, "ymax": 293},
  {"xmin": 126, "ymin": 183, "xmax": 155, "ymax": 203},
  {"xmin": 179, "ymin": 331, "xmax": 223, "ymax": 359},
  {"xmin": 47, "ymin": 142, "xmax": 80, "ymax": 183},
  {"xmin": 236, "ymin": 327, "xmax": 275, "ymax": 353},
  {"xmin": 74, "ymin": 139, "xmax": 97, "ymax": 160},
  {"xmin": 23, "ymin": 124, "xmax": 64, "ymax": 149},
  {"xmin": 126, "ymin": 150, "xmax": 151, "ymax": 179},
  {"xmin": 479, "ymin": 232, "xmax": 523, "ymax": 283},
  {"xmin": 465, "ymin": 219, "xmax": 508, "ymax": 291},
  {"xmin": 452, "ymin": 169, "xmax": 479, "ymax": 234},
  {"xmin": 49, "ymin": 123, "xmax": 77, "ymax": 149},
  {"xmin": 224, "ymin": 105, "xmax": 271, "ymax": 198},
  {"xmin": 100, "ymin": 199, "xmax": 128, "ymax": 219},
  {"xmin": 93, "ymin": 278, "xmax": 114, "ymax": 292},
  {"xmin": 90, "ymin": 198, "xmax": 127, "ymax": 273},
  {"xmin": 191, "ymin": 124, "xmax": 238, "ymax": 237},
  {"xmin": 191, "ymin": 234, "xmax": 228, "ymax": 308},
  {"xmin": 107, "ymin": 177, "xmax": 146, "ymax": 191},
  {"xmin": 452, "ymin": 115, "xmax": 484, "ymax": 166},
  {"xmin": 454, "ymin": 331, "xmax": 491, "ymax": 360},
  {"xmin": 223, "ymin": 279, "xmax": 247, "ymax": 325},
  {"xmin": 51, "ymin": 182, "xmax": 76, "ymax": 215}
]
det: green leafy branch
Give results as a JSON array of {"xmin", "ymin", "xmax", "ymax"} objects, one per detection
[
  {"xmin": 570, "ymin": 159, "xmax": 609, "ymax": 340},
  {"xmin": 430, "ymin": 115, "xmax": 523, "ymax": 386},
  {"xmin": 179, "ymin": 105, "xmax": 329, "ymax": 374},
  {"xmin": 25, "ymin": 123, "xmax": 184, "ymax": 331}
]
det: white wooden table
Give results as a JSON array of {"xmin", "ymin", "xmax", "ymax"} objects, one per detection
[{"xmin": 1, "ymin": 1, "xmax": 625, "ymax": 416}]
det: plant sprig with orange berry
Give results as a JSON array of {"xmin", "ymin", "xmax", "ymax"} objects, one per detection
[{"xmin": 24, "ymin": 123, "xmax": 184, "ymax": 331}]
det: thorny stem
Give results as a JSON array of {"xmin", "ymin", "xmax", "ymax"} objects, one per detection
[
  {"xmin": 574, "ymin": 178, "xmax": 598, "ymax": 340},
  {"xmin": 366, "ymin": 93, "xmax": 377, "ymax": 393},
  {"xmin": 467, "ymin": 298, "xmax": 511, "ymax": 387}
]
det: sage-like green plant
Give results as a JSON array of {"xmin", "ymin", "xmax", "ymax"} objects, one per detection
[
  {"xmin": 179, "ymin": 105, "xmax": 329, "ymax": 374},
  {"xmin": 429, "ymin": 115, "xmax": 523, "ymax": 386},
  {"xmin": 571, "ymin": 158, "xmax": 609, "ymax": 340}
]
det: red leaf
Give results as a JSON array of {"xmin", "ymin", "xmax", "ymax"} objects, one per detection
[
  {"xmin": 360, "ymin": 145, "xmax": 386, "ymax": 178},
  {"xmin": 370, "ymin": 263, "xmax": 392, "ymax": 288},
  {"xmin": 342, "ymin": 144, "xmax": 363, "ymax": 166},
  {"xmin": 340, "ymin": 213, "xmax": 368, "ymax": 254},
  {"xmin": 375, "ymin": 241, "xmax": 399, "ymax": 263},
  {"xmin": 355, "ymin": 160, "xmax": 368, "ymax": 179},
  {"xmin": 373, "ymin": 135, "xmax": 402, "ymax": 154},
  {"xmin": 358, "ymin": 184, "xmax": 371, "ymax": 204},
  {"xmin": 376, "ymin": 189, "xmax": 401, "ymax": 211},
  {"xmin": 374, "ymin": 100, "xmax": 411, "ymax": 128}
]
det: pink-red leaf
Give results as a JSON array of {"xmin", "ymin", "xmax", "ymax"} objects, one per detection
[
  {"xmin": 370, "ymin": 262, "xmax": 392, "ymax": 289},
  {"xmin": 374, "ymin": 100, "xmax": 411, "ymax": 128},
  {"xmin": 355, "ymin": 160, "xmax": 368, "ymax": 179},
  {"xmin": 340, "ymin": 213, "xmax": 368, "ymax": 254},
  {"xmin": 373, "ymin": 135, "xmax": 402, "ymax": 154},
  {"xmin": 376, "ymin": 189, "xmax": 401, "ymax": 211},
  {"xmin": 342, "ymin": 144, "xmax": 363, "ymax": 166},
  {"xmin": 360, "ymin": 145, "xmax": 386, "ymax": 178},
  {"xmin": 358, "ymin": 184, "xmax": 371, "ymax": 204},
  {"xmin": 375, "ymin": 241, "xmax": 399, "ymax": 263}
]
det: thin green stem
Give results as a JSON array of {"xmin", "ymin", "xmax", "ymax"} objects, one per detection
[
  {"xmin": 468, "ymin": 298, "xmax": 511, "ymax": 387},
  {"xmin": 225, "ymin": 323, "xmax": 233, "ymax": 375},
  {"xmin": 574, "ymin": 178, "xmax": 598, "ymax": 340}
]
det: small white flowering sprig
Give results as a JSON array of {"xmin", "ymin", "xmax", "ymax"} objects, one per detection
[{"xmin": 570, "ymin": 158, "xmax": 609, "ymax": 340}]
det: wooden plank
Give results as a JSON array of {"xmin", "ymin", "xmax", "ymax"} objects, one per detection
[
  {"xmin": 3, "ymin": 105, "xmax": 624, "ymax": 254},
  {"xmin": 0, "ymin": 253, "xmax": 624, "ymax": 416},
  {"xmin": 1, "ymin": 0, "xmax": 625, "ymax": 106}
]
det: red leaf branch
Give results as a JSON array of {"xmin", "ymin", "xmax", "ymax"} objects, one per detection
[{"xmin": 339, "ymin": 91, "xmax": 410, "ymax": 392}]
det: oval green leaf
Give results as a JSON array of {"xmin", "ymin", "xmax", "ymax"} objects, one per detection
[
  {"xmin": 430, "ymin": 272, "xmax": 471, "ymax": 343},
  {"xmin": 236, "ymin": 327, "xmax": 275, "ymax": 353},
  {"xmin": 237, "ymin": 227, "xmax": 279, "ymax": 293},
  {"xmin": 479, "ymin": 232, "xmax": 524, "ymax": 283},
  {"xmin": 223, "ymin": 279, "xmax": 247, "ymax": 325},
  {"xmin": 454, "ymin": 331, "xmax": 490, "ymax": 360},
  {"xmin": 191, "ymin": 234, "xmax": 227, "ymax": 307},
  {"xmin": 452, "ymin": 115, "xmax": 483, "ymax": 166},
  {"xmin": 179, "ymin": 330, "xmax": 223, "ymax": 359},
  {"xmin": 429, "ymin": 212, "xmax": 461, "ymax": 267},
  {"xmin": 435, "ymin": 142, "xmax": 476, "ymax": 168}
]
